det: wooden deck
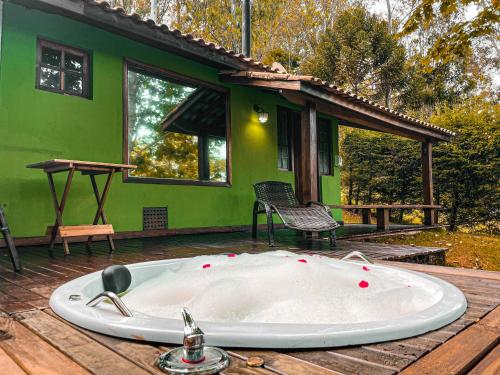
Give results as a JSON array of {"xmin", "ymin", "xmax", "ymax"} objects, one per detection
[{"xmin": 0, "ymin": 233, "xmax": 498, "ymax": 374}]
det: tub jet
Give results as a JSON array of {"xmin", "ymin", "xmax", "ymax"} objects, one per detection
[{"xmin": 157, "ymin": 308, "xmax": 229, "ymax": 374}]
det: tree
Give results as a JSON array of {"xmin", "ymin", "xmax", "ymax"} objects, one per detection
[
  {"xmin": 432, "ymin": 97, "xmax": 500, "ymax": 231},
  {"xmin": 397, "ymin": 55, "xmax": 477, "ymax": 117},
  {"xmin": 340, "ymin": 128, "xmax": 421, "ymax": 218},
  {"xmin": 401, "ymin": 0, "xmax": 500, "ymax": 69},
  {"xmin": 301, "ymin": 6, "xmax": 407, "ymax": 106}
]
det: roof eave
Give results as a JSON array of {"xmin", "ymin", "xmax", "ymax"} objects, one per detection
[{"xmin": 299, "ymin": 83, "xmax": 453, "ymax": 143}]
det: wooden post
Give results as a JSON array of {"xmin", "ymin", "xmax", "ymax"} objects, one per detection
[
  {"xmin": 361, "ymin": 208, "xmax": 371, "ymax": 224},
  {"xmin": 298, "ymin": 101, "xmax": 318, "ymax": 204},
  {"xmin": 422, "ymin": 141, "xmax": 435, "ymax": 225},
  {"xmin": 377, "ymin": 208, "xmax": 390, "ymax": 230}
]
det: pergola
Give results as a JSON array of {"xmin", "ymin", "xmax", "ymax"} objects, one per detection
[{"xmin": 221, "ymin": 71, "xmax": 455, "ymax": 226}]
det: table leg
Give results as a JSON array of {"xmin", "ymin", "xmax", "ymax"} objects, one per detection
[
  {"xmin": 47, "ymin": 169, "xmax": 75, "ymax": 255},
  {"xmin": 361, "ymin": 208, "xmax": 371, "ymax": 224},
  {"xmin": 86, "ymin": 171, "xmax": 115, "ymax": 252},
  {"xmin": 424, "ymin": 208, "xmax": 436, "ymax": 226},
  {"xmin": 0, "ymin": 207, "xmax": 22, "ymax": 272},
  {"xmin": 376, "ymin": 208, "xmax": 390, "ymax": 230}
]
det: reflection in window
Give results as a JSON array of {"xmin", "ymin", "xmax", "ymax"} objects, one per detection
[
  {"xmin": 36, "ymin": 40, "xmax": 90, "ymax": 98},
  {"xmin": 127, "ymin": 64, "xmax": 228, "ymax": 183},
  {"xmin": 318, "ymin": 119, "xmax": 333, "ymax": 175}
]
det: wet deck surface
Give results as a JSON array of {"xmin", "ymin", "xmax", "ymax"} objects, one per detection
[{"xmin": 0, "ymin": 232, "xmax": 498, "ymax": 374}]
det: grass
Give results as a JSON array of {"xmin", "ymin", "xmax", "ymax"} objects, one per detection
[{"xmin": 368, "ymin": 227, "xmax": 500, "ymax": 271}]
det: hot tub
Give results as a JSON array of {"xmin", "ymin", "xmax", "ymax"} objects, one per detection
[{"xmin": 50, "ymin": 251, "xmax": 466, "ymax": 348}]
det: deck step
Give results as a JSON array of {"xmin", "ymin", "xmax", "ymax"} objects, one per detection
[{"xmin": 56, "ymin": 225, "xmax": 114, "ymax": 237}]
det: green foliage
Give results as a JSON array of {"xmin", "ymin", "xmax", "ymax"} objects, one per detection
[
  {"xmin": 401, "ymin": 0, "xmax": 500, "ymax": 69},
  {"xmin": 340, "ymin": 128, "xmax": 421, "ymax": 214},
  {"xmin": 302, "ymin": 6, "xmax": 406, "ymax": 105},
  {"xmin": 397, "ymin": 55, "xmax": 477, "ymax": 115},
  {"xmin": 432, "ymin": 97, "xmax": 500, "ymax": 230}
]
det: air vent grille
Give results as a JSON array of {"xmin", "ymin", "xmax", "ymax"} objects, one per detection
[{"xmin": 143, "ymin": 207, "xmax": 168, "ymax": 231}]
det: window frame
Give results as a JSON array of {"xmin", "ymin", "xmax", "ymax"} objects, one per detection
[
  {"xmin": 317, "ymin": 118, "xmax": 333, "ymax": 176},
  {"xmin": 122, "ymin": 58, "xmax": 232, "ymax": 187},
  {"xmin": 35, "ymin": 38, "xmax": 91, "ymax": 99}
]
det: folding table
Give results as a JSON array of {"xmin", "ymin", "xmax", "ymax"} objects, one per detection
[{"xmin": 27, "ymin": 160, "xmax": 136, "ymax": 255}]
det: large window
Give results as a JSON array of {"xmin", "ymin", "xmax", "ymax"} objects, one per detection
[
  {"xmin": 36, "ymin": 39, "xmax": 91, "ymax": 98},
  {"xmin": 317, "ymin": 118, "xmax": 333, "ymax": 175},
  {"xmin": 124, "ymin": 61, "xmax": 230, "ymax": 185}
]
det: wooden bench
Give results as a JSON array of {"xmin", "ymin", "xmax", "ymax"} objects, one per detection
[{"xmin": 330, "ymin": 204, "xmax": 442, "ymax": 230}]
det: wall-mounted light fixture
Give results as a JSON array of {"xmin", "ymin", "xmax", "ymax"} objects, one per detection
[
  {"xmin": 254, "ymin": 105, "xmax": 269, "ymax": 124},
  {"xmin": 335, "ymin": 155, "xmax": 343, "ymax": 167}
]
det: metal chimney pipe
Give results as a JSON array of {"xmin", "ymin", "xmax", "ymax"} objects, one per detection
[{"xmin": 242, "ymin": 0, "xmax": 251, "ymax": 57}]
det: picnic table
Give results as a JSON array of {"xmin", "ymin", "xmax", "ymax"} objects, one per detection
[
  {"xmin": 330, "ymin": 204, "xmax": 442, "ymax": 230},
  {"xmin": 27, "ymin": 160, "xmax": 136, "ymax": 255}
]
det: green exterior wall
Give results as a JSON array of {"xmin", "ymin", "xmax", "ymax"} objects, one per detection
[{"xmin": 0, "ymin": 2, "xmax": 341, "ymax": 239}]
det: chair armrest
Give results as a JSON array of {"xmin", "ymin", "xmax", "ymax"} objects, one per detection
[{"xmin": 254, "ymin": 200, "xmax": 274, "ymax": 215}]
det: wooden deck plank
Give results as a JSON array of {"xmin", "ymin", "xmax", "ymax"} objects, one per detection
[
  {"xmin": 287, "ymin": 350, "xmax": 396, "ymax": 375},
  {"xmin": 467, "ymin": 344, "xmax": 500, "ymax": 375},
  {"xmin": 220, "ymin": 354, "xmax": 277, "ymax": 375},
  {"xmin": 0, "ymin": 315, "xmax": 90, "ymax": 375},
  {"xmin": 15, "ymin": 309, "xmax": 153, "ymax": 375},
  {"xmin": 233, "ymin": 350, "xmax": 340, "ymax": 374},
  {"xmin": 332, "ymin": 347, "xmax": 413, "ymax": 370},
  {"xmin": 45, "ymin": 308, "xmax": 167, "ymax": 375},
  {"xmin": 0, "ymin": 346, "xmax": 27, "ymax": 375},
  {"xmin": 401, "ymin": 307, "xmax": 500, "ymax": 375},
  {"xmin": 384, "ymin": 261, "xmax": 500, "ymax": 282}
]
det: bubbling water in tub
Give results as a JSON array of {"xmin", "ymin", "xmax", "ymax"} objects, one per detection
[{"xmin": 122, "ymin": 251, "xmax": 441, "ymax": 324}]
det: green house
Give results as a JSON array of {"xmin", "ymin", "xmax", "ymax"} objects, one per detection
[{"xmin": 0, "ymin": 0, "xmax": 453, "ymax": 246}]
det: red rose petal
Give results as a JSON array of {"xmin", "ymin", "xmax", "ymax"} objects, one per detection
[
  {"xmin": 359, "ymin": 280, "xmax": 369, "ymax": 288},
  {"xmin": 298, "ymin": 259, "xmax": 308, "ymax": 263},
  {"xmin": 227, "ymin": 253, "xmax": 236, "ymax": 257},
  {"xmin": 362, "ymin": 266, "xmax": 370, "ymax": 271},
  {"xmin": 202, "ymin": 264, "xmax": 211, "ymax": 269}
]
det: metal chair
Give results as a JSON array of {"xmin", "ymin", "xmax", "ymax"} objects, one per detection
[
  {"xmin": 0, "ymin": 207, "xmax": 22, "ymax": 272},
  {"xmin": 252, "ymin": 181, "xmax": 340, "ymax": 248}
]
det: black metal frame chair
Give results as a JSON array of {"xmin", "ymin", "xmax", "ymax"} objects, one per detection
[
  {"xmin": 252, "ymin": 181, "xmax": 340, "ymax": 248},
  {"xmin": 0, "ymin": 207, "xmax": 22, "ymax": 272}
]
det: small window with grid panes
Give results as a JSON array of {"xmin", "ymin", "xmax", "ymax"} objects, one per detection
[{"xmin": 36, "ymin": 39, "xmax": 91, "ymax": 98}]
